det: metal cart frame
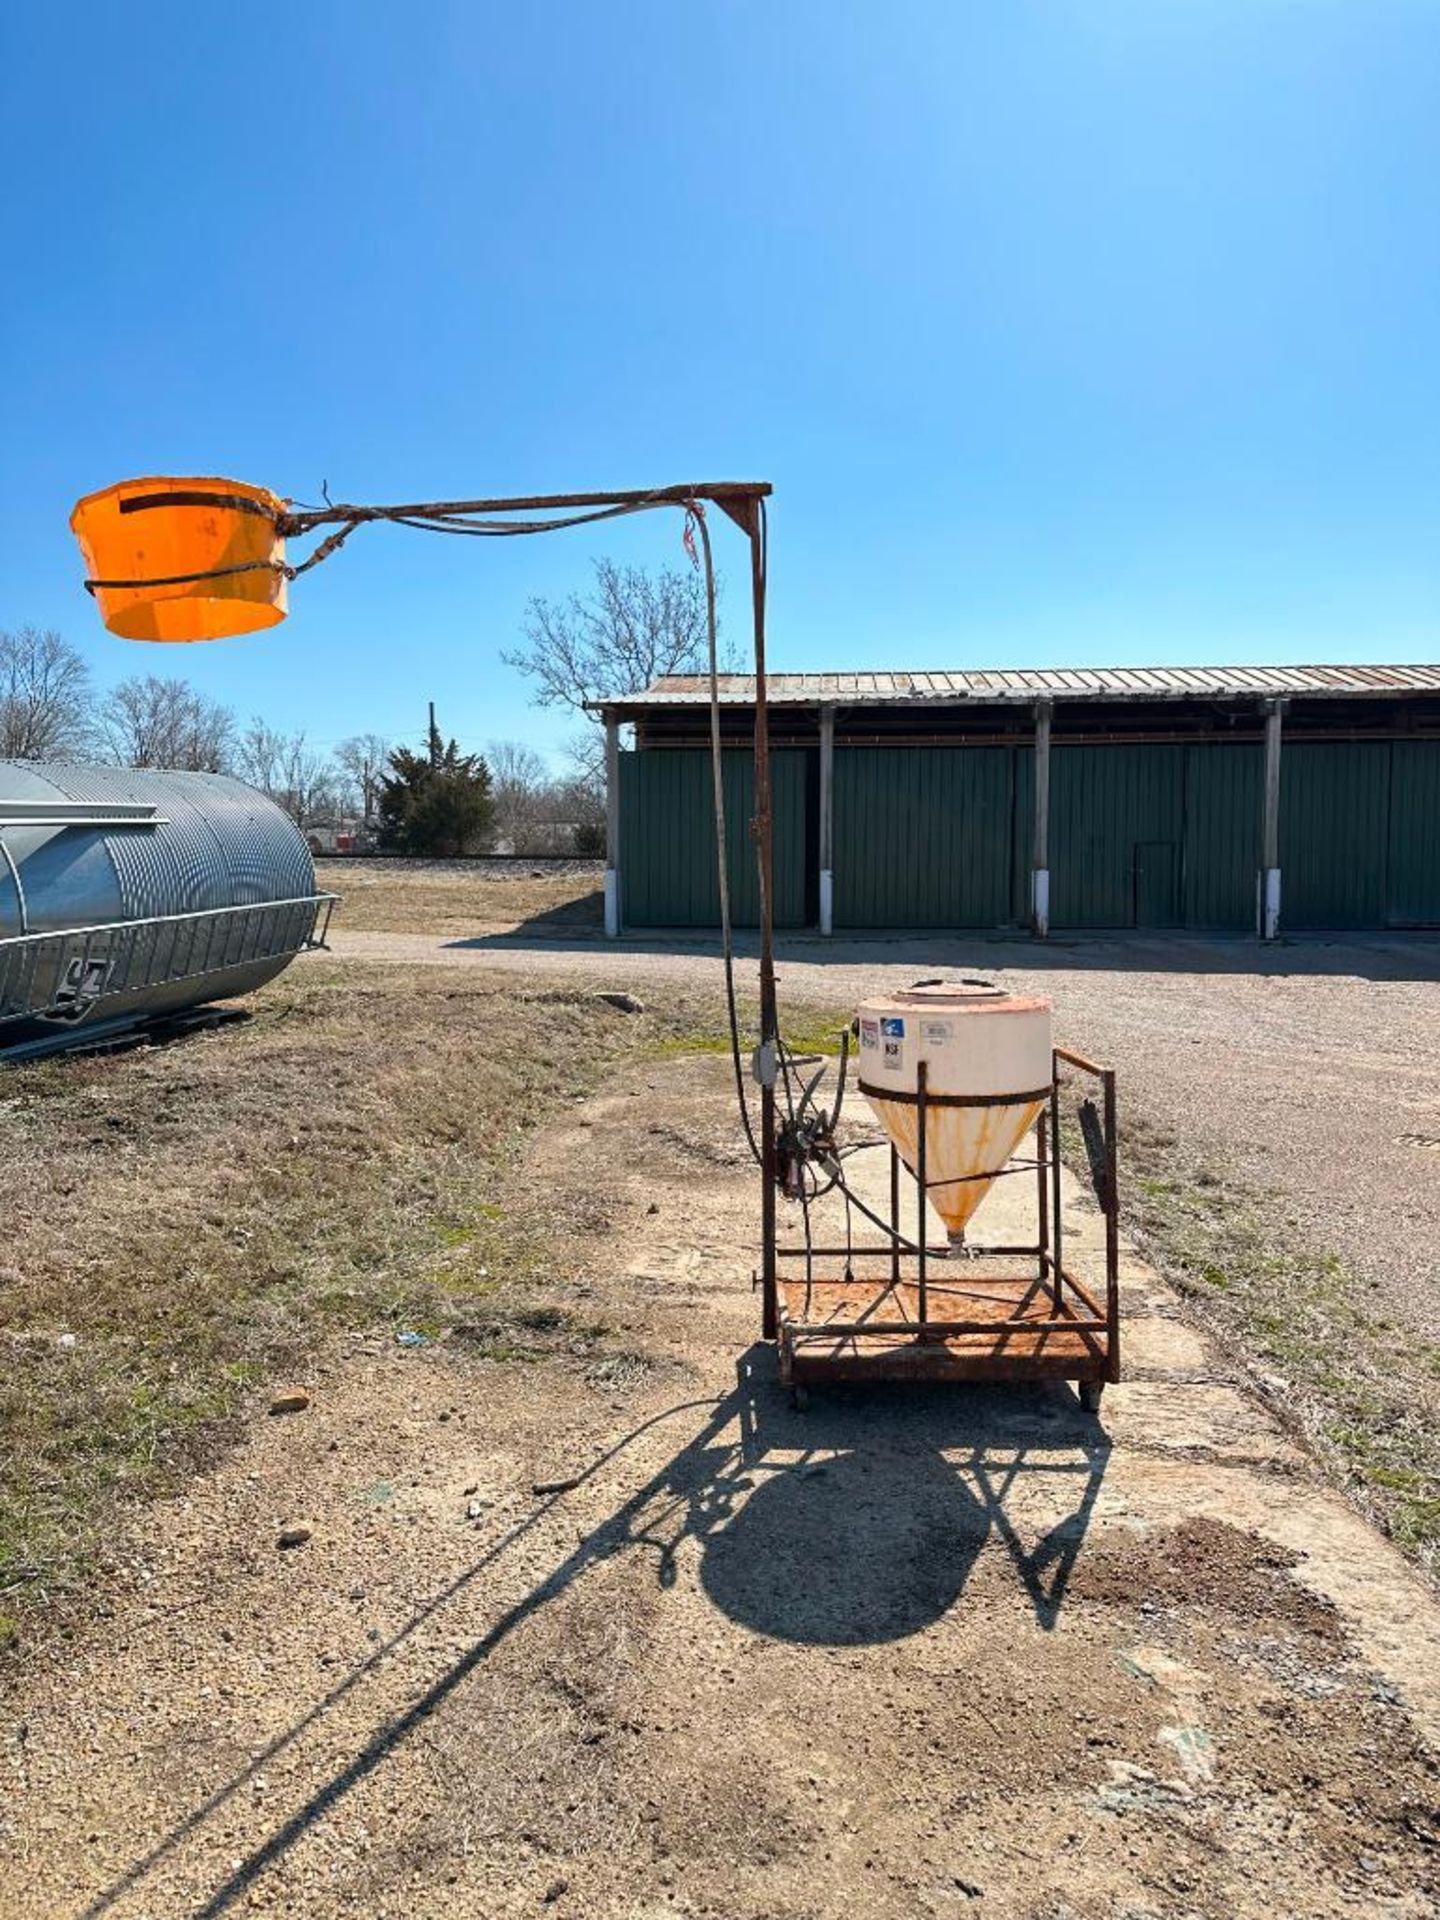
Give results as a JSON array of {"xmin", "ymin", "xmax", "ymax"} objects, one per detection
[{"xmin": 773, "ymin": 1046, "xmax": 1120, "ymax": 1406}]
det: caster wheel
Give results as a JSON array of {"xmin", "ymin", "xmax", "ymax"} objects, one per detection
[
  {"xmin": 789, "ymin": 1384, "xmax": 811, "ymax": 1413},
  {"xmin": 1079, "ymin": 1380, "xmax": 1104, "ymax": 1413}
]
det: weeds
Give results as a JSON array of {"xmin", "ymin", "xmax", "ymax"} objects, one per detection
[
  {"xmin": 0, "ymin": 962, "xmax": 672, "ymax": 1632},
  {"xmin": 1116, "ymin": 1110, "xmax": 1440, "ymax": 1571}
]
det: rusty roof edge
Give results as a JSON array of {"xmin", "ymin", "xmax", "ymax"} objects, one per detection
[{"xmin": 592, "ymin": 664, "xmax": 1440, "ymax": 710}]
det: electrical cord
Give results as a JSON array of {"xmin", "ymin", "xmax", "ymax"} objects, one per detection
[{"xmin": 689, "ymin": 502, "xmax": 763, "ymax": 1168}]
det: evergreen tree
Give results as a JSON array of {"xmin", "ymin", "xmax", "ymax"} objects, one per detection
[{"xmin": 376, "ymin": 718, "xmax": 494, "ymax": 855}]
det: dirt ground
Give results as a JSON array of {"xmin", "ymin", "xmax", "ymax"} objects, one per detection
[
  {"xmin": 325, "ymin": 919, "xmax": 1440, "ymax": 1559},
  {"xmin": 3, "ymin": 1044, "xmax": 1437, "ymax": 1919}
]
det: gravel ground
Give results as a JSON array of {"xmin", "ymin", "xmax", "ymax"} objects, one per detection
[
  {"xmin": 6, "ymin": 1051, "xmax": 1438, "ymax": 1917},
  {"xmin": 324, "ymin": 926, "xmax": 1440, "ymax": 1342}
]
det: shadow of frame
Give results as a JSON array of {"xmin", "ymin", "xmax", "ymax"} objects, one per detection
[{"xmin": 82, "ymin": 1349, "xmax": 1109, "ymax": 1918}]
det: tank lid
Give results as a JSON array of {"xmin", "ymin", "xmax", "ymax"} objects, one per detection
[{"xmin": 892, "ymin": 979, "xmax": 1007, "ymax": 1006}]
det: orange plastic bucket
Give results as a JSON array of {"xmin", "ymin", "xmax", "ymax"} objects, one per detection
[{"xmin": 70, "ymin": 475, "xmax": 288, "ymax": 642}]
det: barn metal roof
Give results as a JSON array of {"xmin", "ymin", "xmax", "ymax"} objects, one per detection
[{"xmin": 606, "ymin": 664, "xmax": 1440, "ymax": 710}]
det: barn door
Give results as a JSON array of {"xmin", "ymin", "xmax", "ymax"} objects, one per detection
[{"xmin": 1134, "ymin": 842, "xmax": 1181, "ymax": 928}]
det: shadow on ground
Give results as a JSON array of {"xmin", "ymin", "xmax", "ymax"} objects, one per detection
[
  {"xmin": 82, "ymin": 1350, "xmax": 1108, "ymax": 1918},
  {"xmin": 448, "ymin": 925, "xmax": 1440, "ymax": 982}
]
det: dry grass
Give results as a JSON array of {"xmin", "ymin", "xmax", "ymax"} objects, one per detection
[
  {"xmin": 0, "ymin": 961, "xmax": 675, "ymax": 1637},
  {"xmin": 321, "ymin": 859, "xmax": 602, "ymax": 936},
  {"xmin": 1120, "ymin": 1113, "xmax": 1440, "ymax": 1570}
]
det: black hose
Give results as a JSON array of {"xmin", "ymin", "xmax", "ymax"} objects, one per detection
[{"xmin": 692, "ymin": 504, "xmax": 762, "ymax": 1167}]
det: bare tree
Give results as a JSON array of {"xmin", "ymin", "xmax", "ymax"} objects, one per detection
[
  {"xmin": 486, "ymin": 738, "xmax": 550, "ymax": 851},
  {"xmin": 503, "ymin": 557, "xmax": 724, "ymax": 716},
  {"xmin": 235, "ymin": 717, "xmax": 285, "ymax": 794},
  {"xmin": 334, "ymin": 733, "xmax": 391, "ymax": 823},
  {"xmin": 275, "ymin": 732, "xmax": 339, "ymax": 829},
  {"xmin": 550, "ymin": 770, "xmax": 607, "ymax": 856},
  {"xmin": 236, "ymin": 717, "xmax": 338, "ymax": 828},
  {"xmin": 0, "ymin": 626, "xmax": 94, "ymax": 760},
  {"xmin": 98, "ymin": 675, "xmax": 235, "ymax": 772}
]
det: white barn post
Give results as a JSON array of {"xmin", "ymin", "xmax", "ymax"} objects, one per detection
[
  {"xmin": 818, "ymin": 703, "xmax": 835, "ymax": 935},
  {"xmin": 1032, "ymin": 698, "xmax": 1052, "ymax": 938},
  {"xmin": 603, "ymin": 708, "xmax": 621, "ymax": 939}
]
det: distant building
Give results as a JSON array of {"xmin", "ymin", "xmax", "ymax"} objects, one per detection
[{"xmin": 595, "ymin": 665, "xmax": 1440, "ymax": 937}]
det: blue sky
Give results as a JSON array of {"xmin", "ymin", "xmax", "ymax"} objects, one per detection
[{"xmin": 2, "ymin": 3, "xmax": 1437, "ymax": 767}]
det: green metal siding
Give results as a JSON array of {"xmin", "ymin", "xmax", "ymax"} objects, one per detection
[
  {"xmin": 618, "ymin": 748, "xmax": 807, "ymax": 928},
  {"xmin": 1012, "ymin": 745, "xmax": 1034, "ymax": 924},
  {"xmin": 1387, "ymin": 741, "xmax": 1440, "ymax": 927},
  {"xmin": 1048, "ymin": 742, "xmax": 1260, "ymax": 930},
  {"xmin": 621, "ymin": 732, "xmax": 1438, "ymax": 936},
  {"xmin": 1050, "ymin": 745, "xmax": 1186, "ymax": 929},
  {"xmin": 1182, "ymin": 743, "xmax": 1262, "ymax": 930},
  {"xmin": 833, "ymin": 747, "xmax": 1018, "ymax": 928},
  {"xmin": 1281, "ymin": 742, "xmax": 1390, "ymax": 930}
]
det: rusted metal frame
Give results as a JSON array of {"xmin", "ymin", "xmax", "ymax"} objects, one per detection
[
  {"xmin": 1036, "ymin": 1104, "xmax": 1053, "ymax": 1305},
  {"xmin": 1054, "ymin": 1044, "xmax": 1107, "ymax": 1077},
  {"xmin": 775, "ymin": 1242, "xmax": 1043, "ymax": 1259},
  {"xmin": 889, "ymin": 1144, "xmax": 901, "ymax": 1288},
  {"xmin": 821, "ymin": 1285, "xmax": 907, "ymax": 1331},
  {"xmin": 1051, "ymin": 1046, "xmax": 1120, "ymax": 1377},
  {"xmin": 1049, "ymin": 1061, "xmax": 1064, "ymax": 1311},
  {"xmin": 1054, "ymin": 1264, "xmax": 1106, "ymax": 1323},
  {"xmin": 977, "ymin": 1275, "xmax": 1057, "ymax": 1360},
  {"xmin": 787, "ymin": 1315, "xmax": 1109, "ymax": 1341},
  {"xmin": 916, "ymin": 1060, "xmax": 929, "ymax": 1326},
  {"xmin": 730, "ymin": 491, "xmax": 780, "ymax": 1343},
  {"xmin": 1103, "ymin": 1067, "xmax": 1121, "ymax": 1382},
  {"xmin": 787, "ymin": 1355, "xmax": 1111, "ymax": 1386},
  {"xmin": 785, "ymin": 1272, "xmax": 1058, "ymax": 1306},
  {"xmin": 280, "ymin": 481, "xmax": 773, "ymax": 537}
]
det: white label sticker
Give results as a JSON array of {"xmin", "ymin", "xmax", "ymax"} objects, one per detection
[
  {"xmin": 922, "ymin": 1020, "xmax": 950, "ymax": 1047},
  {"xmin": 860, "ymin": 1017, "xmax": 879, "ymax": 1050}
]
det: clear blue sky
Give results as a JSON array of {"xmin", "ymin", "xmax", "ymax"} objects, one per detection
[{"xmin": 2, "ymin": 3, "xmax": 1437, "ymax": 767}]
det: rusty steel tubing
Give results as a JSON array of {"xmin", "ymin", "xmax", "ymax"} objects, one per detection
[
  {"xmin": 1050, "ymin": 1057, "xmax": 1064, "ymax": 1311},
  {"xmin": 1054, "ymin": 1044, "xmax": 1108, "ymax": 1078},
  {"xmin": 786, "ymin": 1316, "xmax": 1110, "ymax": 1340},
  {"xmin": 775, "ymin": 1243, "xmax": 1045, "ymax": 1260},
  {"xmin": 749, "ymin": 499, "xmax": 780, "ymax": 1342},
  {"xmin": 916, "ymin": 1060, "xmax": 929, "ymax": 1325},
  {"xmin": 1103, "ymin": 1066, "xmax": 1121, "ymax": 1382},
  {"xmin": 889, "ymin": 1144, "xmax": 901, "ymax": 1288},
  {"xmin": 279, "ymin": 481, "xmax": 774, "ymax": 537}
]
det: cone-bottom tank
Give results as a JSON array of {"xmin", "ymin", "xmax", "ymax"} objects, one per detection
[{"xmin": 856, "ymin": 982, "xmax": 1053, "ymax": 1240}]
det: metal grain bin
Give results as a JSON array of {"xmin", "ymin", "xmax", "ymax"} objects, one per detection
[{"xmin": 0, "ymin": 761, "xmax": 334, "ymax": 1056}]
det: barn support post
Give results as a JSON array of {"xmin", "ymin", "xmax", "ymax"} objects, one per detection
[
  {"xmin": 818, "ymin": 703, "xmax": 835, "ymax": 935},
  {"xmin": 1032, "ymin": 698, "xmax": 1053, "ymax": 937},
  {"xmin": 603, "ymin": 708, "xmax": 621, "ymax": 939},
  {"xmin": 1260, "ymin": 697, "xmax": 1284, "ymax": 940}
]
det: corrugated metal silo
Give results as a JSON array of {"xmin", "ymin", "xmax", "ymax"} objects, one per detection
[{"xmin": 0, "ymin": 761, "xmax": 334, "ymax": 1056}]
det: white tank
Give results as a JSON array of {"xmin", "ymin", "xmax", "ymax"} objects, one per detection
[{"xmin": 856, "ymin": 981, "xmax": 1053, "ymax": 1242}]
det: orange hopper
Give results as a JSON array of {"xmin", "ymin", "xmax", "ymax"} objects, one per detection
[{"xmin": 70, "ymin": 476, "xmax": 288, "ymax": 643}]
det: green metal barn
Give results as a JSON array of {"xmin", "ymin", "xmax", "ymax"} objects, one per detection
[{"xmin": 596, "ymin": 665, "xmax": 1440, "ymax": 939}]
